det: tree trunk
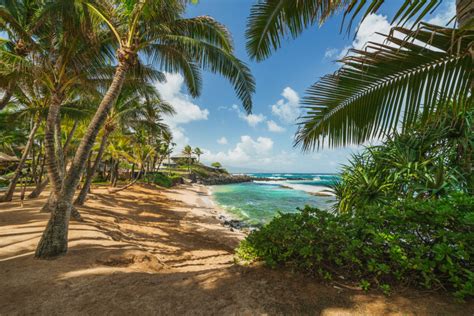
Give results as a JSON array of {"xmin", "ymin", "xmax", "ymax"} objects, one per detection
[
  {"xmin": 0, "ymin": 82, "xmax": 14, "ymax": 111},
  {"xmin": 35, "ymin": 58, "xmax": 129, "ymax": 259},
  {"xmin": 74, "ymin": 131, "xmax": 109, "ymax": 206},
  {"xmin": 43, "ymin": 93, "xmax": 64, "ymax": 196},
  {"xmin": 34, "ymin": 200, "xmax": 71, "ymax": 259},
  {"xmin": 109, "ymin": 166, "xmax": 142, "ymax": 194},
  {"xmin": 0, "ymin": 117, "xmax": 41, "ymax": 202},
  {"xmin": 29, "ymin": 121, "xmax": 77, "ymax": 200}
]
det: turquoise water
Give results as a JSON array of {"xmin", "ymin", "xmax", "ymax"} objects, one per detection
[{"xmin": 211, "ymin": 174, "xmax": 337, "ymax": 226}]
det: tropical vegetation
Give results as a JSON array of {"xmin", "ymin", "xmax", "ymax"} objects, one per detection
[
  {"xmin": 236, "ymin": 0, "xmax": 474, "ymax": 299},
  {"xmin": 0, "ymin": 0, "xmax": 255, "ymax": 259}
]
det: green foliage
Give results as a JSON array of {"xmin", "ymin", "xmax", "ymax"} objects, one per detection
[
  {"xmin": 238, "ymin": 195, "xmax": 474, "ymax": 298},
  {"xmin": 211, "ymin": 162, "xmax": 222, "ymax": 169},
  {"xmin": 333, "ymin": 105, "xmax": 473, "ymax": 213},
  {"xmin": 147, "ymin": 173, "xmax": 182, "ymax": 188},
  {"xmin": 296, "ymin": 26, "xmax": 473, "ymax": 149}
]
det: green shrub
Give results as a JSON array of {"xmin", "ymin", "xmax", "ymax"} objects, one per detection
[
  {"xmin": 238, "ymin": 194, "xmax": 474, "ymax": 298},
  {"xmin": 148, "ymin": 173, "xmax": 182, "ymax": 188}
]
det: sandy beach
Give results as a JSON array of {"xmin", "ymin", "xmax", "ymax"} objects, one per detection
[{"xmin": 0, "ymin": 184, "xmax": 471, "ymax": 315}]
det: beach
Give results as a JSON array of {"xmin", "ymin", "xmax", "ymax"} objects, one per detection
[{"xmin": 0, "ymin": 183, "xmax": 471, "ymax": 315}]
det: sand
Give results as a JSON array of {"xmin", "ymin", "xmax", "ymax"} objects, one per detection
[{"xmin": 0, "ymin": 183, "xmax": 472, "ymax": 315}]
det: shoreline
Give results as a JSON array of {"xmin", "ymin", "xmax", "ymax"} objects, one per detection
[
  {"xmin": 0, "ymin": 183, "xmax": 470, "ymax": 314},
  {"xmin": 201, "ymin": 184, "xmax": 253, "ymax": 232}
]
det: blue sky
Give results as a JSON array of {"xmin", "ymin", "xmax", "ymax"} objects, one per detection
[{"xmin": 157, "ymin": 0, "xmax": 456, "ymax": 173}]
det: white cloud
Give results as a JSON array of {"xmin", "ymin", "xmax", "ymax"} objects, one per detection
[
  {"xmin": 241, "ymin": 113, "xmax": 266, "ymax": 127},
  {"xmin": 203, "ymin": 135, "xmax": 274, "ymax": 166},
  {"xmin": 231, "ymin": 104, "xmax": 266, "ymax": 127},
  {"xmin": 338, "ymin": 3, "xmax": 456, "ymax": 59},
  {"xmin": 155, "ymin": 73, "xmax": 209, "ymax": 148},
  {"xmin": 267, "ymin": 120, "xmax": 286, "ymax": 133},
  {"xmin": 271, "ymin": 87, "xmax": 301, "ymax": 124},
  {"xmin": 427, "ymin": 1, "xmax": 456, "ymax": 26},
  {"xmin": 324, "ymin": 48, "xmax": 339, "ymax": 59},
  {"xmin": 217, "ymin": 137, "xmax": 228, "ymax": 145},
  {"xmin": 338, "ymin": 13, "xmax": 392, "ymax": 59}
]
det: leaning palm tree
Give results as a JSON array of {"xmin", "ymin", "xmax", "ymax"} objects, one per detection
[
  {"xmin": 35, "ymin": 0, "xmax": 255, "ymax": 259},
  {"xmin": 74, "ymin": 84, "xmax": 174, "ymax": 206},
  {"xmin": 246, "ymin": 0, "xmax": 473, "ymax": 147}
]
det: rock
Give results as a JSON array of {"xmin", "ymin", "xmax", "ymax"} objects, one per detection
[{"xmin": 199, "ymin": 174, "xmax": 254, "ymax": 185}]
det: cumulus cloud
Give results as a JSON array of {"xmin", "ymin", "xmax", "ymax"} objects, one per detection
[
  {"xmin": 203, "ymin": 135, "xmax": 274, "ymax": 166},
  {"xmin": 155, "ymin": 73, "xmax": 209, "ymax": 148},
  {"xmin": 230, "ymin": 104, "xmax": 266, "ymax": 127},
  {"xmin": 267, "ymin": 120, "xmax": 286, "ymax": 133},
  {"xmin": 427, "ymin": 1, "xmax": 456, "ymax": 26},
  {"xmin": 271, "ymin": 87, "xmax": 301, "ymax": 124},
  {"xmin": 337, "ymin": 13, "xmax": 392, "ymax": 59},
  {"xmin": 336, "ymin": 2, "xmax": 456, "ymax": 59},
  {"xmin": 324, "ymin": 48, "xmax": 339, "ymax": 59},
  {"xmin": 217, "ymin": 137, "xmax": 228, "ymax": 145},
  {"xmin": 241, "ymin": 113, "xmax": 266, "ymax": 127}
]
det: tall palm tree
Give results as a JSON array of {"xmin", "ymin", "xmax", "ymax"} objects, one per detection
[
  {"xmin": 34, "ymin": 0, "xmax": 255, "ymax": 259},
  {"xmin": 0, "ymin": 0, "xmax": 43, "ymax": 110},
  {"xmin": 182, "ymin": 145, "xmax": 193, "ymax": 173},
  {"xmin": 246, "ymin": 0, "xmax": 473, "ymax": 148},
  {"xmin": 193, "ymin": 147, "xmax": 203, "ymax": 163}
]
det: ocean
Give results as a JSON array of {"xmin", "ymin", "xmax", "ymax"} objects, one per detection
[{"xmin": 211, "ymin": 173, "xmax": 338, "ymax": 226}]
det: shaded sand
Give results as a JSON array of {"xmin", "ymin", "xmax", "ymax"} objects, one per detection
[{"xmin": 0, "ymin": 184, "xmax": 472, "ymax": 315}]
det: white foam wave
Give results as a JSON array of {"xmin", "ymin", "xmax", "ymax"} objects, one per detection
[{"xmin": 254, "ymin": 180, "xmax": 334, "ymax": 196}]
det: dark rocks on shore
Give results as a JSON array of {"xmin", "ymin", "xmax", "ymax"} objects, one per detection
[{"xmin": 197, "ymin": 174, "xmax": 253, "ymax": 185}]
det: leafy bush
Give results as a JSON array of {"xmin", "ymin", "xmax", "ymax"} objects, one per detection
[
  {"xmin": 238, "ymin": 194, "xmax": 474, "ymax": 298},
  {"xmin": 333, "ymin": 105, "xmax": 473, "ymax": 213},
  {"xmin": 148, "ymin": 173, "xmax": 182, "ymax": 188}
]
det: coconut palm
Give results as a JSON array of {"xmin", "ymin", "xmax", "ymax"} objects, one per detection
[
  {"xmin": 32, "ymin": 0, "xmax": 255, "ymax": 259},
  {"xmin": 182, "ymin": 145, "xmax": 193, "ymax": 172},
  {"xmin": 0, "ymin": 0, "xmax": 44, "ymax": 110},
  {"xmin": 74, "ymin": 84, "xmax": 174, "ymax": 205},
  {"xmin": 246, "ymin": 0, "xmax": 473, "ymax": 148},
  {"xmin": 193, "ymin": 147, "xmax": 203, "ymax": 163}
]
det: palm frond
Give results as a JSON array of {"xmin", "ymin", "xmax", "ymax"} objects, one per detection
[
  {"xmin": 296, "ymin": 24, "xmax": 473, "ymax": 150},
  {"xmin": 246, "ymin": 0, "xmax": 345, "ymax": 61}
]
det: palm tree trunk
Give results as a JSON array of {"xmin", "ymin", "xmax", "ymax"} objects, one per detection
[
  {"xmin": 74, "ymin": 131, "xmax": 109, "ymax": 206},
  {"xmin": 35, "ymin": 59, "xmax": 129, "ymax": 259},
  {"xmin": 29, "ymin": 121, "xmax": 78, "ymax": 200},
  {"xmin": 0, "ymin": 82, "xmax": 14, "ymax": 111},
  {"xmin": 0, "ymin": 117, "xmax": 41, "ymax": 202},
  {"xmin": 43, "ymin": 93, "xmax": 64, "ymax": 196}
]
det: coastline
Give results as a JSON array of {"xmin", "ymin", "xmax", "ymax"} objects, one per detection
[{"xmin": 0, "ymin": 183, "xmax": 470, "ymax": 315}]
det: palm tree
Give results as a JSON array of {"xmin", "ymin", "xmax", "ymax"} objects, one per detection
[
  {"xmin": 182, "ymin": 145, "xmax": 193, "ymax": 173},
  {"xmin": 0, "ymin": 83, "xmax": 45, "ymax": 202},
  {"xmin": 74, "ymin": 84, "xmax": 174, "ymax": 205},
  {"xmin": 0, "ymin": 0, "xmax": 44, "ymax": 110},
  {"xmin": 32, "ymin": 0, "xmax": 255, "ymax": 259},
  {"xmin": 246, "ymin": 0, "xmax": 473, "ymax": 148},
  {"xmin": 193, "ymin": 147, "xmax": 203, "ymax": 163}
]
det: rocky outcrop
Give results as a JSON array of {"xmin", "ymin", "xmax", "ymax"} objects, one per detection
[{"xmin": 197, "ymin": 174, "xmax": 253, "ymax": 185}]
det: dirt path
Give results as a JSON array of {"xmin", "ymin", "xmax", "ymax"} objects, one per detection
[{"xmin": 0, "ymin": 184, "xmax": 471, "ymax": 315}]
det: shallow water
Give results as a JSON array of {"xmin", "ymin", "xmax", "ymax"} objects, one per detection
[{"xmin": 211, "ymin": 174, "xmax": 337, "ymax": 226}]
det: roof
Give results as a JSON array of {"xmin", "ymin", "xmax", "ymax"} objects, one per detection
[
  {"xmin": 0, "ymin": 152, "xmax": 19, "ymax": 163},
  {"xmin": 171, "ymin": 155, "xmax": 196, "ymax": 159}
]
